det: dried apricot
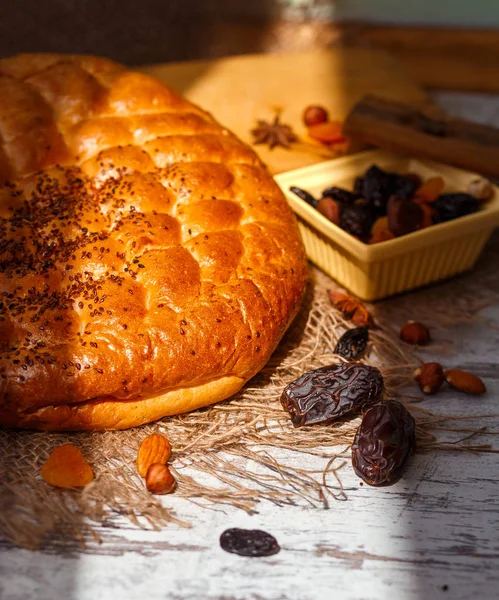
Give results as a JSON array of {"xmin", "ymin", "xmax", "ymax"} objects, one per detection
[
  {"xmin": 307, "ymin": 121, "xmax": 345, "ymax": 144},
  {"xmin": 420, "ymin": 203, "xmax": 435, "ymax": 228},
  {"xmin": 371, "ymin": 216, "xmax": 389, "ymax": 236},
  {"xmin": 41, "ymin": 444, "xmax": 94, "ymax": 488},
  {"xmin": 415, "ymin": 177, "xmax": 445, "ymax": 203},
  {"xmin": 369, "ymin": 229, "xmax": 395, "ymax": 244}
]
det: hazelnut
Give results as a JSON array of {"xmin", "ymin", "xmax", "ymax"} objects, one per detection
[
  {"xmin": 303, "ymin": 105, "xmax": 329, "ymax": 127},
  {"xmin": 400, "ymin": 321, "xmax": 430, "ymax": 345},
  {"xmin": 146, "ymin": 463, "xmax": 177, "ymax": 495},
  {"xmin": 316, "ymin": 197, "xmax": 341, "ymax": 225},
  {"xmin": 414, "ymin": 362, "xmax": 444, "ymax": 394},
  {"xmin": 467, "ymin": 178, "xmax": 493, "ymax": 202}
]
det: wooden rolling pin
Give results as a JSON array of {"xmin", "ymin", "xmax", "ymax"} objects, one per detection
[{"xmin": 343, "ymin": 95, "xmax": 499, "ymax": 178}]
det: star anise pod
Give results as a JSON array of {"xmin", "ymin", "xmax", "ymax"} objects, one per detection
[{"xmin": 251, "ymin": 112, "xmax": 298, "ymax": 150}]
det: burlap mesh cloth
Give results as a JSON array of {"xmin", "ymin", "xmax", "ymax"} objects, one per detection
[{"xmin": 2, "ymin": 242, "xmax": 499, "ymax": 550}]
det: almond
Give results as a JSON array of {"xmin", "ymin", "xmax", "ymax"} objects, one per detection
[
  {"xmin": 444, "ymin": 369, "xmax": 486, "ymax": 395},
  {"xmin": 414, "ymin": 362, "xmax": 444, "ymax": 394},
  {"xmin": 137, "ymin": 433, "xmax": 172, "ymax": 477},
  {"xmin": 467, "ymin": 178, "xmax": 493, "ymax": 202},
  {"xmin": 41, "ymin": 444, "xmax": 94, "ymax": 488},
  {"xmin": 146, "ymin": 463, "xmax": 176, "ymax": 495},
  {"xmin": 400, "ymin": 321, "xmax": 430, "ymax": 346}
]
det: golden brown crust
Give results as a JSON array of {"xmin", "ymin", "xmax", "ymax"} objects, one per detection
[{"xmin": 0, "ymin": 53, "xmax": 307, "ymax": 430}]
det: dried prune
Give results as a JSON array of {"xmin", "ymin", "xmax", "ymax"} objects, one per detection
[
  {"xmin": 289, "ymin": 186, "xmax": 318, "ymax": 208},
  {"xmin": 220, "ymin": 528, "xmax": 280, "ymax": 557},
  {"xmin": 387, "ymin": 196, "xmax": 424, "ymax": 237},
  {"xmin": 281, "ymin": 363, "xmax": 384, "ymax": 427},
  {"xmin": 434, "ymin": 193, "xmax": 479, "ymax": 222},
  {"xmin": 352, "ymin": 400, "xmax": 415, "ymax": 486},
  {"xmin": 355, "ymin": 167, "xmax": 419, "ymax": 216},
  {"xmin": 355, "ymin": 165, "xmax": 395, "ymax": 215},
  {"xmin": 393, "ymin": 174, "xmax": 419, "ymax": 201},
  {"xmin": 334, "ymin": 327, "xmax": 369, "ymax": 360},
  {"xmin": 340, "ymin": 203, "xmax": 375, "ymax": 239},
  {"xmin": 321, "ymin": 186, "xmax": 360, "ymax": 204}
]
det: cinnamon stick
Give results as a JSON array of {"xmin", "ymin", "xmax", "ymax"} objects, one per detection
[{"xmin": 343, "ymin": 95, "xmax": 499, "ymax": 178}]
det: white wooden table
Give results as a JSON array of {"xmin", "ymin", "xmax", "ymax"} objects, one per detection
[{"xmin": 1, "ymin": 93, "xmax": 499, "ymax": 600}]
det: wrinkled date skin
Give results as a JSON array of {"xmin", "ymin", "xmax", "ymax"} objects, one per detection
[
  {"xmin": 220, "ymin": 528, "xmax": 280, "ymax": 557},
  {"xmin": 352, "ymin": 400, "xmax": 416, "ymax": 486},
  {"xmin": 281, "ymin": 363, "xmax": 384, "ymax": 427},
  {"xmin": 334, "ymin": 327, "xmax": 369, "ymax": 360}
]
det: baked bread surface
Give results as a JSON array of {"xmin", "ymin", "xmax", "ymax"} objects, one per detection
[{"xmin": 0, "ymin": 54, "xmax": 307, "ymax": 430}]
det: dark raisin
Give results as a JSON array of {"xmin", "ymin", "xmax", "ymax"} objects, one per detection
[
  {"xmin": 289, "ymin": 186, "xmax": 318, "ymax": 208},
  {"xmin": 352, "ymin": 400, "xmax": 415, "ymax": 486},
  {"xmin": 393, "ymin": 175, "xmax": 419, "ymax": 201},
  {"xmin": 387, "ymin": 196, "xmax": 424, "ymax": 236},
  {"xmin": 334, "ymin": 327, "xmax": 369, "ymax": 360},
  {"xmin": 434, "ymin": 193, "xmax": 479, "ymax": 223},
  {"xmin": 281, "ymin": 363, "xmax": 384, "ymax": 427},
  {"xmin": 356, "ymin": 165, "xmax": 395, "ymax": 215},
  {"xmin": 340, "ymin": 203, "xmax": 375, "ymax": 239},
  {"xmin": 321, "ymin": 186, "xmax": 360, "ymax": 204},
  {"xmin": 354, "ymin": 176, "xmax": 364, "ymax": 196},
  {"xmin": 220, "ymin": 528, "xmax": 280, "ymax": 557}
]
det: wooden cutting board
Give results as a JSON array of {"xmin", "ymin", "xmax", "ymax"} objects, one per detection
[{"xmin": 141, "ymin": 47, "xmax": 440, "ymax": 174}]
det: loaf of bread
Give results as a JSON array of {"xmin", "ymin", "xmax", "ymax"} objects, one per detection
[{"xmin": 0, "ymin": 54, "xmax": 307, "ymax": 430}]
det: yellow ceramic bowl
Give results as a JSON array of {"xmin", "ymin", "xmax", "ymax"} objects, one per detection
[{"xmin": 275, "ymin": 150, "xmax": 499, "ymax": 301}]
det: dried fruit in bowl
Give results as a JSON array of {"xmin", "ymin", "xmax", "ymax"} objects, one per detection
[
  {"xmin": 414, "ymin": 177, "xmax": 445, "ymax": 203},
  {"xmin": 434, "ymin": 193, "xmax": 479, "ymax": 222},
  {"xmin": 387, "ymin": 196, "xmax": 424, "ymax": 237},
  {"xmin": 317, "ymin": 197, "xmax": 341, "ymax": 225}
]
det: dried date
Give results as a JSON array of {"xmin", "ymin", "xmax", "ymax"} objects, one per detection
[
  {"xmin": 340, "ymin": 203, "xmax": 375, "ymax": 239},
  {"xmin": 289, "ymin": 186, "xmax": 318, "ymax": 208},
  {"xmin": 281, "ymin": 363, "xmax": 384, "ymax": 427},
  {"xmin": 387, "ymin": 195, "xmax": 424, "ymax": 237},
  {"xmin": 219, "ymin": 528, "xmax": 280, "ymax": 557},
  {"xmin": 434, "ymin": 193, "xmax": 479, "ymax": 222},
  {"xmin": 322, "ymin": 186, "xmax": 360, "ymax": 204},
  {"xmin": 352, "ymin": 400, "xmax": 415, "ymax": 486},
  {"xmin": 334, "ymin": 327, "xmax": 369, "ymax": 360}
]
